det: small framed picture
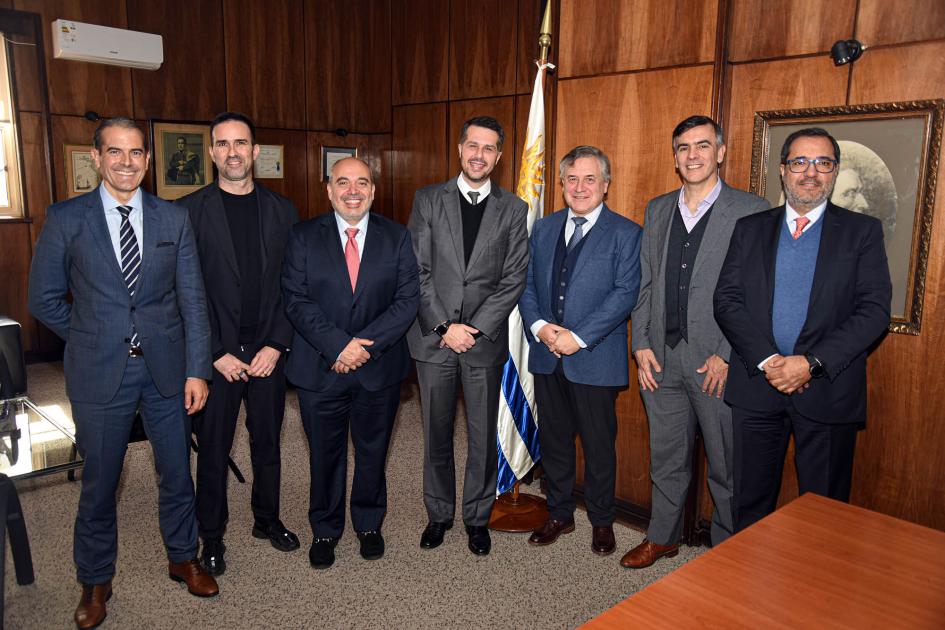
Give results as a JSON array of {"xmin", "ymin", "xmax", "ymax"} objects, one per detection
[
  {"xmin": 151, "ymin": 120, "xmax": 211, "ymax": 200},
  {"xmin": 255, "ymin": 144, "xmax": 284, "ymax": 179},
  {"xmin": 63, "ymin": 144, "xmax": 100, "ymax": 198},
  {"xmin": 321, "ymin": 146, "xmax": 357, "ymax": 182}
]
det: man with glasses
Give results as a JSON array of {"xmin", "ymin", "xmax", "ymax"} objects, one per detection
[{"xmin": 714, "ymin": 128, "xmax": 891, "ymax": 531}]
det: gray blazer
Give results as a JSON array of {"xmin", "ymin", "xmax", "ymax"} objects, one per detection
[
  {"xmin": 406, "ymin": 178, "xmax": 529, "ymax": 368},
  {"xmin": 631, "ymin": 183, "xmax": 768, "ymax": 375}
]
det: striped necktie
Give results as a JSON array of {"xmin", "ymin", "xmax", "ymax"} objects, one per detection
[{"xmin": 117, "ymin": 205, "xmax": 141, "ymax": 348}]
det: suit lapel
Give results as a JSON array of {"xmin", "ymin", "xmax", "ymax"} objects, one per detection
[
  {"xmin": 652, "ymin": 195, "xmax": 676, "ymax": 295},
  {"xmin": 319, "ymin": 215, "xmax": 355, "ymax": 299},
  {"xmin": 763, "ymin": 206, "xmax": 786, "ymax": 311},
  {"xmin": 571, "ymin": 205, "xmax": 611, "ymax": 281},
  {"xmin": 465, "ymin": 188, "xmax": 501, "ymax": 272},
  {"xmin": 691, "ymin": 185, "xmax": 731, "ymax": 278},
  {"xmin": 441, "ymin": 183, "xmax": 466, "ymax": 273},
  {"xmin": 352, "ymin": 214, "xmax": 382, "ymax": 304},
  {"xmin": 256, "ymin": 184, "xmax": 273, "ymax": 275},
  {"xmin": 207, "ymin": 187, "xmax": 241, "ymax": 278},
  {"xmin": 85, "ymin": 193, "xmax": 125, "ymax": 285},
  {"xmin": 806, "ymin": 203, "xmax": 840, "ymax": 314},
  {"xmin": 540, "ymin": 211, "xmax": 566, "ymax": 300}
]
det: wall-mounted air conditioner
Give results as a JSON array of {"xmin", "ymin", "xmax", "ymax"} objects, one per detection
[{"xmin": 51, "ymin": 19, "xmax": 163, "ymax": 71}]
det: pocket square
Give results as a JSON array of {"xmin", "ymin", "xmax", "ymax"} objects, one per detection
[{"xmin": 156, "ymin": 241, "xmax": 176, "ymax": 247}]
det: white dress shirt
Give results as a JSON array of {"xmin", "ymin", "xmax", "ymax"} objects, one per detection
[
  {"xmin": 100, "ymin": 184, "xmax": 144, "ymax": 264},
  {"xmin": 334, "ymin": 211, "xmax": 369, "ymax": 261},
  {"xmin": 456, "ymin": 174, "xmax": 492, "ymax": 204}
]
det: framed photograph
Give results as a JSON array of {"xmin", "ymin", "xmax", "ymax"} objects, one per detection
[
  {"xmin": 750, "ymin": 100, "xmax": 944, "ymax": 335},
  {"xmin": 63, "ymin": 144, "xmax": 100, "ymax": 198},
  {"xmin": 321, "ymin": 146, "xmax": 357, "ymax": 181},
  {"xmin": 151, "ymin": 120, "xmax": 211, "ymax": 200},
  {"xmin": 254, "ymin": 144, "xmax": 284, "ymax": 179}
]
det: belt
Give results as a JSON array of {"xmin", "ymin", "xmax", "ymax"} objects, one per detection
[{"xmin": 129, "ymin": 346, "xmax": 144, "ymax": 357}]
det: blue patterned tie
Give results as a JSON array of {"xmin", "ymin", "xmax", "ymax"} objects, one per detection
[
  {"xmin": 567, "ymin": 217, "xmax": 588, "ymax": 253},
  {"xmin": 117, "ymin": 205, "xmax": 140, "ymax": 348}
]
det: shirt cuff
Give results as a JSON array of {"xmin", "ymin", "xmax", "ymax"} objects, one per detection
[
  {"xmin": 571, "ymin": 331, "xmax": 587, "ymax": 349},
  {"xmin": 530, "ymin": 319, "xmax": 549, "ymax": 339},
  {"xmin": 758, "ymin": 354, "xmax": 778, "ymax": 371}
]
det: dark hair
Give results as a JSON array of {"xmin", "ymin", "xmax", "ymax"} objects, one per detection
[
  {"xmin": 780, "ymin": 127, "xmax": 841, "ymax": 164},
  {"xmin": 459, "ymin": 116, "xmax": 505, "ymax": 150},
  {"xmin": 672, "ymin": 115, "xmax": 724, "ymax": 150},
  {"xmin": 176, "ymin": 136, "xmax": 187, "ymax": 143},
  {"xmin": 558, "ymin": 145, "xmax": 611, "ymax": 183},
  {"xmin": 93, "ymin": 117, "xmax": 146, "ymax": 151},
  {"xmin": 210, "ymin": 111, "xmax": 257, "ymax": 145}
]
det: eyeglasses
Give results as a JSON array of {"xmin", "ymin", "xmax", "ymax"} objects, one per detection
[{"xmin": 783, "ymin": 157, "xmax": 837, "ymax": 174}]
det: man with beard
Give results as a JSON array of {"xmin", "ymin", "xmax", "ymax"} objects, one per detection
[
  {"xmin": 282, "ymin": 158, "xmax": 418, "ymax": 568},
  {"xmin": 178, "ymin": 112, "xmax": 300, "ymax": 576},
  {"xmin": 407, "ymin": 116, "xmax": 529, "ymax": 556},
  {"xmin": 714, "ymin": 128, "xmax": 891, "ymax": 531}
]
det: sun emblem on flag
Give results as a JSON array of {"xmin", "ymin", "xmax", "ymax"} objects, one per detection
[{"xmin": 516, "ymin": 135, "xmax": 544, "ymax": 204}]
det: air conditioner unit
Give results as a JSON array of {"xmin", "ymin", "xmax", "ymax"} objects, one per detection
[{"xmin": 51, "ymin": 19, "xmax": 163, "ymax": 71}]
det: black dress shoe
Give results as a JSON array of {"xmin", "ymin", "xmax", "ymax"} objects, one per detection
[
  {"xmin": 252, "ymin": 520, "xmax": 301, "ymax": 552},
  {"xmin": 419, "ymin": 521, "xmax": 453, "ymax": 549},
  {"xmin": 465, "ymin": 524, "xmax": 491, "ymax": 556},
  {"xmin": 357, "ymin": 531, "xmax": 385, "ymax": 560},
  {"xmin": 309, "ymin": 537, "xmax": 338, "ymax": 569},
  {"xmin": 200, "ymin": 539, "xmax": 226, "ymax": 576}
]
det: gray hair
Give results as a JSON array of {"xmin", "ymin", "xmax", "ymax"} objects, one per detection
[{"xmin": 558, "ymin": 145, "xmax": 611, "ymax": 183}]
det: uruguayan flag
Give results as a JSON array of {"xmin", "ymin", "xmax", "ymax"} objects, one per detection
[{"xmin": 496, "ymin": 62, "xmax": 551, "ymax": 496}]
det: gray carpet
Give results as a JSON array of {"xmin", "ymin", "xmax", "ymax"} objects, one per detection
[{"xmin": 4, "ymin": 362, "xmax": 703, "ymax": 629}]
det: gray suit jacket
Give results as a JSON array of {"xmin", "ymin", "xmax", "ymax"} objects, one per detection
[
  {"xmin": 28, "ymin": 187, "xmax": 212, "ymax": 403},
  {"xmin": 631, "ymin": 183, "xmax": 768, "ymax": 376},
  {"xmin": 406, "ymin": 178, "xmax": 529, "ymax": 367}
]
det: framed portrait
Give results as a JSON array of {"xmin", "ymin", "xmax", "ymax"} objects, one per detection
[
  {"xmin": 63, "ymin": 144, "xmax": 100, "ymax": 198},
  {"xmin": 321, "ymin": 146, "xmax": 357, "ymax": 182},
  {"xmin": 750, "ymin": 100, "xmax": 944, "ymax": 335},
  {"xmin": 150, "ymin": 120, "xmax": 211, "ymax": 200},
  {"xmin": 255, "ymin": 144, "xmax": 284, "ymax": 179}
]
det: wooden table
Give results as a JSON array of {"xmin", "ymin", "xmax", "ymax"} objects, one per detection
[{"xmin": 585, "ymin": 493, "xmax": 945, "ymax": 629}]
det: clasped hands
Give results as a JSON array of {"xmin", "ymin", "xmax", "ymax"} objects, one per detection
[
  {"xmin": 213, "ymin": 347, "xmax": 282, "ymax": 383},
  {"xmin": 439, "ymin": 323, "xmax": 479, "ymax": 353},
  {"xmin": 333, "ymin": 337, "xmax": 374, "ymax": 373},
  {"xmin": 762, "ymin": 354, "xmax": 811, "ymax": 395},
  {"xmin": 537, "ymin": 323, "xmax": 580, "ymax": 358}
]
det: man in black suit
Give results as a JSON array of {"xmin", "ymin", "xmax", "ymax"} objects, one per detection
[
  {"xmin": 714, "ymin": 128, "xmax": 891, "ymax": 531},
  {"xmin": 282, "ymin": 157, "xmax": 419, "ymax": 569},
  {"xmin": 179, "ymin": 112, "xmax": 300, "ymax": 576}
]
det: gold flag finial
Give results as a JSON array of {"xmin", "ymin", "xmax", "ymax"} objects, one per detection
[{"xmin": 538, "ymin": 0, "xmax": 553, "ymax": 64}]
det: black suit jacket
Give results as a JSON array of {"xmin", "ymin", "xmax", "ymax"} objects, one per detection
[
  {"xmin": 281, "ymin": 212, "xmax": 419, "ymax": 392},
  {"xmin": 178, "ymin": 182, "xmax": 298, "ymax": 359},
  {"xmin": 713, "ymin": 203, "xmax": 891, "ymax": 424}
]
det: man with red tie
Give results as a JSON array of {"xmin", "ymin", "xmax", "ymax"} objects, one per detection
[{"xmin": 282, "ymin": 158, "xmax": 419, "ymax": 569}]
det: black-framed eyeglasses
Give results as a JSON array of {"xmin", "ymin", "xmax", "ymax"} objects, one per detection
[{"xmin": 783, "ymin": 157, "xmax": 837, "ymax": 174}]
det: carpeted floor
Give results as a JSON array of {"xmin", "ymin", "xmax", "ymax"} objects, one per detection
[{"xmin": 4, "ymin": 362, "xmax": 702, "ymax": 629}]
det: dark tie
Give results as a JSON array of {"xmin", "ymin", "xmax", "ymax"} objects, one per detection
[
  {"xmin": 117, "ymin": 205, "xmax": 141, "ymax": 348},
  {"xmin": 468, "ymin": 191, "xmax": 479, "ymax": 205},
  {"xmin": 567, "ymin": 216, "xmax": 588, "ymax": 253}
]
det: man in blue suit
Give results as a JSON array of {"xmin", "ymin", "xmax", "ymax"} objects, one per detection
[
  {"xmin": 282, "ymin": 157, "xmax": 419, "ymax": 569},
  {"xmin": 520, "ymin": 145, "xmax": 642, "ymax": 556},
  {"xmin": 28, "ymin": 118, "xmax": 219, "ymax": 630}
]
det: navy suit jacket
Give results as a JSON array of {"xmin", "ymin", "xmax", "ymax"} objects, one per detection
[
  {"xmin": 282, "ymin": 212, "xmax": 419, "ymax": 392},
  {"xmin": 28, "ymin": 186, "xmax": 212, "ymax": 403},
  {"xmin": 519, "ymin": 205, "xmax": 642, "ymax": 387},
  {"xmin": 714, "ymin": 202, "xmax": 891, "ymax": 424}
]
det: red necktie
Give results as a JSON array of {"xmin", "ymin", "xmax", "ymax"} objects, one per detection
[
  {"xmin": 792, "ymin": 216, "xmax": 810, "ymax": 240},
  {"xmin": 345, "ymin": 228, "xmax": 360, "ymax": 291}
]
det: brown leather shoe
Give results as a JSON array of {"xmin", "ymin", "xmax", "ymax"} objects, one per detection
[
  {"xmin": 75, "ymin": 580, "xmax": 111, "ymax": 630},
  {"xmin": 528, "ymin": 518, "xmax": 575, "ymax": 546},
  {"xmin": 620, "ymin": 539, "xmax": 679, "ymax": 568},
  {"xmin": 591, "ymin": 525, "xmax": 616, "ymax": 556},
  {"xmin": 168, "ymin": 559, "xmax": 219, "ymax": 597}
]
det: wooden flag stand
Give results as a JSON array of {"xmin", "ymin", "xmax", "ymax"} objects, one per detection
[{"xmin": 488, "ymin": 480, "xmax": 548, "ymax": 532}]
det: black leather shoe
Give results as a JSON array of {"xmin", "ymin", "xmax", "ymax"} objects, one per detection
[
  {"xmin": 309, "ymin": 537, "xmax": 338, "ymax": 569},
  {"xmin": 252, "ymin": 520, "xmax": 301, "ymax": 552},
  {"xmin": 465, "ymin": 524, "xmax": 491, "ymax": 556},
  {"xmin": 200, "ymin": 539, "xmax": 226, "ymax": 576},
  {"xmin": 357, "ymin": 531, "xmax": 385, "ymax": 560},
  {"xmin": 419, "ymin": 521, "xmax": 453, "ymax": 549}
]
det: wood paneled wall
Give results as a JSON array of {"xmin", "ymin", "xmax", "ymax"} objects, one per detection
[{"xmin": 553, "ymin": 0, "xmax": 945, "ymax": 532}]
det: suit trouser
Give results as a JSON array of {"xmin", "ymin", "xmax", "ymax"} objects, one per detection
[
  {"xmin": 70, "ymin": 357, "xmax": 197, "ymax": 584},
  {"xmin": 194, "ymin": 345, "xmax": 286, "ymax": 541},
  {"xmin": 416, "ymin": 355, "xmax": 501, "ymax": 527},
  {"xmin": 297, "ymin": 378, "xmax": 400, "ymax": 538},
  {"xmin": 732, "ymin": 403, "xmax": 858, "ymax": 532},
  {"xmin": 534, "ymin": 366, "xmax": 618, "ymax": 526},
  {"xmin": 641, "ymin": 339, "xmax": 735, "ymax": 546}
]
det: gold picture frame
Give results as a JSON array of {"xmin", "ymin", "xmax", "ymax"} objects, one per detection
[
  {"xmin": 63, "ymin": 144, "xmax": 100, "ymax": 199},
  {"xmin": 151, "ymin": 120, "xmax": 211, "ymax": 200}
]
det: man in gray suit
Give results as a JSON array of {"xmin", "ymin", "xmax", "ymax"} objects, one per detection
[
  {"xmin": 28, "ymin": 117, "xmax": 219, "ymax": 629},
  {"xmin": 622, "ymin": 116, "xmax": 768, "ymax": 569},
  {"xmin": 407, "ymin": 116, "xmax": 529, "ymax": 556}
]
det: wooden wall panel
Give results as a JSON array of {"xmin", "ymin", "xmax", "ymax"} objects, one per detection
[
  {"xmin": 305, "ymin": 132, "xmax": 393, "ymax": 221},
  {"xmin": 391, "ymin": 0, "xmax": 449, "ymax": 106},
  {"xmin": 223, "ymin": 0, "xmax": 305, "ymax": 129},
  {"xmin": 49, "ymin": 114, "xmax": 99, "ymax": 203},
  {"xmin": 449, "ymin": 0, "xmax": 518, "ymax": 100},
  {"xmin": 392, "ymin": 104, "xmax": 448, "ymax": 225},
  {"xmin": 127, "ymin": 0, "xmax": 226, "ymax": 121},
  {"xmin": 727, "ymin": 0, "xmax": 856, "ymax": 62},
  {"xmin": 305, "ymin": 0, "xmax": 391, "ymax": 132},
  {"xmin": 15, "ymin": 0, "xmax": 133, "ymax": 117},
  {"xmin": 723, "ymin": 57, "xmax": 849, "ymax": 190},
  {"xmin": 447, "ymin": 97, "xmax": 515, "ymax": 192},
  {"xmin": 558, "ymin": 0, "xmax": 718, "ymax": 78},
  {"xmin": 19, "ymin": 113, "xmax": 51, "ymax": 234},
  {"xmin": 856, "ymin": 0, "xmax": 945, "ymax": 47},
  {"xmin": 5, "ymin": 11, "xmax": 44, "ymax": 114},
  {"xmin": 515, "ymin": 0, "xmax": 547, "ymax": 94},
  {"xmin": 254, "ymin": 128, "xmax": 308, "ymax": 217},
  {"xmin": 0, "ymin": 223, "xmax": 34, "ymax": 348},
  {"xmin": 848, "ymin": 41, "xmax": 945, "ymax": 105}
]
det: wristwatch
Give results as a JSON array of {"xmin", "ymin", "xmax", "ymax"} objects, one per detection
[
  {"xmin": 433, "ymin": 321, "xmax": 451, "ymax": 337},
  {"xmin": 805, "ymin": 353, "xmax": 825, "ymax": 378}
]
